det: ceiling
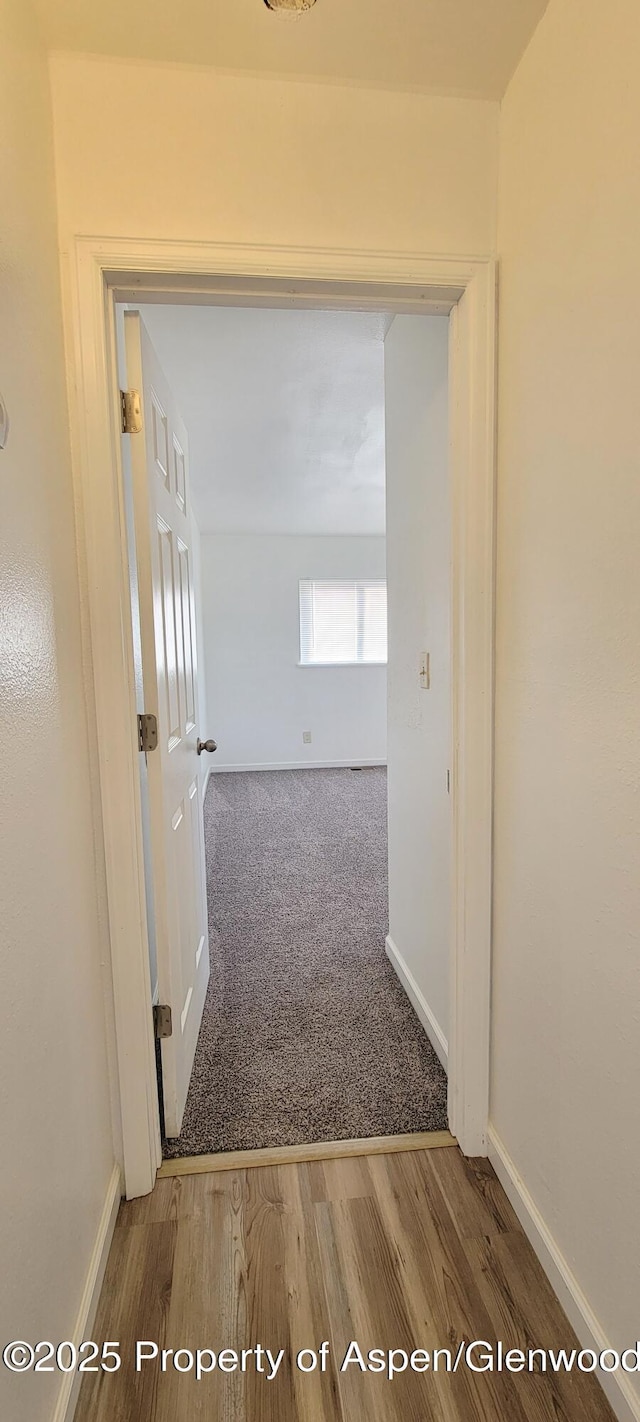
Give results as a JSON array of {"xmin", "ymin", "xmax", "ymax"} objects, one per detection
[
  {"xmin": 37, "ymin": 0, "xmax": 548, "ymax": 101},
  {"xmin": 138, "ymin": 305, "xmax": 391, "ymax": 536}
]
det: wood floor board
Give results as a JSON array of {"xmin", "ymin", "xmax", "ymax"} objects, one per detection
[
  {"xmin": 241, "ymin": 1167, "xmax": 295, "ymax": 1422},
  {"xmin": 368, "ymin": 1150, "xmax": 532, "ymax": 1422},
  {"xmin": 159, "ymin": 1129, "xmax": 456, "ymax": 1177},
  {"xmin": 307, "ymin": 1153, "xmax": 376, "ymax": 1203},
  {"xmin": 470, "ymin": 1228, "xmax": 616, "ymax": 1422},
  {"xmin": 75, "ymin": 1146, "xmax": 616, "ymax": 1422},
  {"xmin": 314, "ymin": 1192, "xmax": 432, "ymax": 1422},
  {"xmin": 75, "ymin": 1218, "xmax": 177, "ymax": 1421},
  {"xmin": 154, "ymin": 1171, "xmax": 247, "ymax": 1422},
  {"xmin": 461, "ymin": 1233, "xmax": 578, "ymax": 1422},
  {"xmin": 278, "ymin": 1165, "xmax": 344, "ymax": 1422},
  {"xmin": 424, "ymin": 1147, "xmax": 522, "ymax": 1241}
]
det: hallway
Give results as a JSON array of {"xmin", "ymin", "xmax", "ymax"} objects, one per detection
[
  {"xmin": 75, "ymin": 1144, "xmax": 615, "ymax": 1422},
  {"xmin": 165, "ymin": 768, "xmax": 447, "ymax": 1158}
]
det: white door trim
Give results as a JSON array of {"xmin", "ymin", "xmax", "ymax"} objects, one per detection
[{"xmin": 66, "ymin": 236, "xmax": 496, "ymax": 1196}]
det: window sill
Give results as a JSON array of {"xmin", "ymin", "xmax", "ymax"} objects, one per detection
[{"xmin": 297, "ymin": 660, "xmax": 387, "ymax": 668}]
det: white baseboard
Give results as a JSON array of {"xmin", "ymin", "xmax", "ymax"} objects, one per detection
[
  {"xmin": 385, "ymin": 934, "xmax": 448, "ymax": 1071},
  {"xmin": 488, "ymin": 1127, "xmax": 640, "ymax": 1422},
  {"xmin": 202, "ymin": 764, "xmax": 214, "ymax": 798},
  {"xmin": 212, "ymin": 759, "xmax": 387, "ymax": 773},
  {"xmin": 52, "ymin": 1164, "xmax": 122, "ymax": 1422}
]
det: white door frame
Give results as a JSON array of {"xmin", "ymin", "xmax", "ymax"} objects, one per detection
[{"xmin": 67, "ymin": 236, "xmax": 496, "ymax": 1198}]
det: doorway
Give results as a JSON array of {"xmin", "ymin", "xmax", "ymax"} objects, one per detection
[
  {"xmin": 68, "ymin": 239, "xmax": 495, "ymax": 1197},
  {"xmin": 120, "ymin": 302, "xmax": 453, "ymax": 1161}
]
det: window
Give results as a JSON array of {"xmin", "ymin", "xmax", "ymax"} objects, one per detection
[{"xmin": 299, "ymin": 579, "xmax": 387, "ymax": 666}]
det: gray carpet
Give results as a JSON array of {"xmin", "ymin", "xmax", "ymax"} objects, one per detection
[{"xmin": 164, "ymin": 767, "xmax": 447, "ymax": 1157}]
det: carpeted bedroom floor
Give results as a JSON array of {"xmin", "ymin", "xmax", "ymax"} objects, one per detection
[{"xmin": 164, "ymin": 766, "xmax": 447, "ymax": 1158}]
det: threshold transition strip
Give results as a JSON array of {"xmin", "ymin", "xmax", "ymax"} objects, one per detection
[{"xmin": 158, "ymin": 1130, "xmax": 457, "ymax": 1178}]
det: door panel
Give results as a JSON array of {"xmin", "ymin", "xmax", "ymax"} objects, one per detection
[
  {"xmin": 157, "ymin": 516, "xmax": 181, "ymax": 745},
  {"xmin": 173, "ymin": 435, "xmax": 187, "ymax": 514},
  {"xmin": 151, "ymin": 395, "xmax": 170, "ymax": 485},
  {"xmin": 125, "ymin": 310, "xmax": 210, "ymax": 1137},
  {"xmin": 177, "ymin": 540, "xmax": 196, "ymax": 728}
]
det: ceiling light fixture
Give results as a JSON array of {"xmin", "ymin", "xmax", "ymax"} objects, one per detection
[{"xmin": 263, "ymin": 0, "xmax": 317, "ymax": 19}]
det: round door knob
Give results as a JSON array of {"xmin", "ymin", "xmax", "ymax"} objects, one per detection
[{"xmin": 197, "ymin": 737, "xmax": 217, "ymax": 755}]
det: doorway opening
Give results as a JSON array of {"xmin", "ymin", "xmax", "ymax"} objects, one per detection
[
  {"xmin": 119, "ymin": 302, "xmax": 453, "ymax": 1162},
  {"xmin": 69, "ymin": 239, "xmax": 494, "ymax": 1198}
]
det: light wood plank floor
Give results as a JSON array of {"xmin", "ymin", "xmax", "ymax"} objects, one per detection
[{"xmin": 77, "ymin": 1146, "xmax": 615, "ymax": 1422}]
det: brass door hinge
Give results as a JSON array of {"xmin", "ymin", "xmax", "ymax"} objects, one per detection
[
  {"xmin": 121, "ymin": 388, "xmax": 143, "ymax": 435},
  {"xmin": 153, "ymin": 1003, "xmax": 173, "ymax": 1039},
  {"xmin": 137, "ymin": 712, "xmax": 158, "ymax": 753}
]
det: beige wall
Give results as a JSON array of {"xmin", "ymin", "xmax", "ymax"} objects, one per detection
[
  {"xmin": 493, "ymin": 0, "xmax": 640, "ymax": 1400},
  {"xmin": 49, "ymin": 53, "xmax": 498, "ymax": 255},
  {"xmin": 26, "ymin": 19, "xmax": 640, "ymax": 1420},
  {"xmin": 0, "ymin": 4, "xmax": 116, "ymax": 1420}
]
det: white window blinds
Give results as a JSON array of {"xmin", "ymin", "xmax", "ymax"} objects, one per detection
[{"xmin": 299, "ymin": 579, "xmax": 387, "ymax": 665}]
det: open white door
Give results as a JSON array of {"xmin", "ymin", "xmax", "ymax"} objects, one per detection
[{"xmin": 124, "ymin": 310, "xmax": 211, "ymax": 1138}]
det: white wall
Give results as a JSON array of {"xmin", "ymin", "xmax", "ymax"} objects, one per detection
[
  {"xmin": 493, "ymin": 0, "xmax": 640, "ymax": 1414},
  {"xmin": 0, "ymin": 3, "xmax": 116, "ymax": 1419},
  {"xmin": 202, "ymin": 535, "xmax": 387, "ymax": 770},
  {"xmin": 384, "ymin": 316, "xmax": 451, "ymax": 1060},
  {"xmin": 49, "ymin": 53, "xmax": 498, "ymax": 258}
]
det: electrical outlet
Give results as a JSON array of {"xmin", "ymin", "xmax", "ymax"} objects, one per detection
[{"xmin": 302, "ymin": 730, "xmax": 312, "ymax": 744}]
